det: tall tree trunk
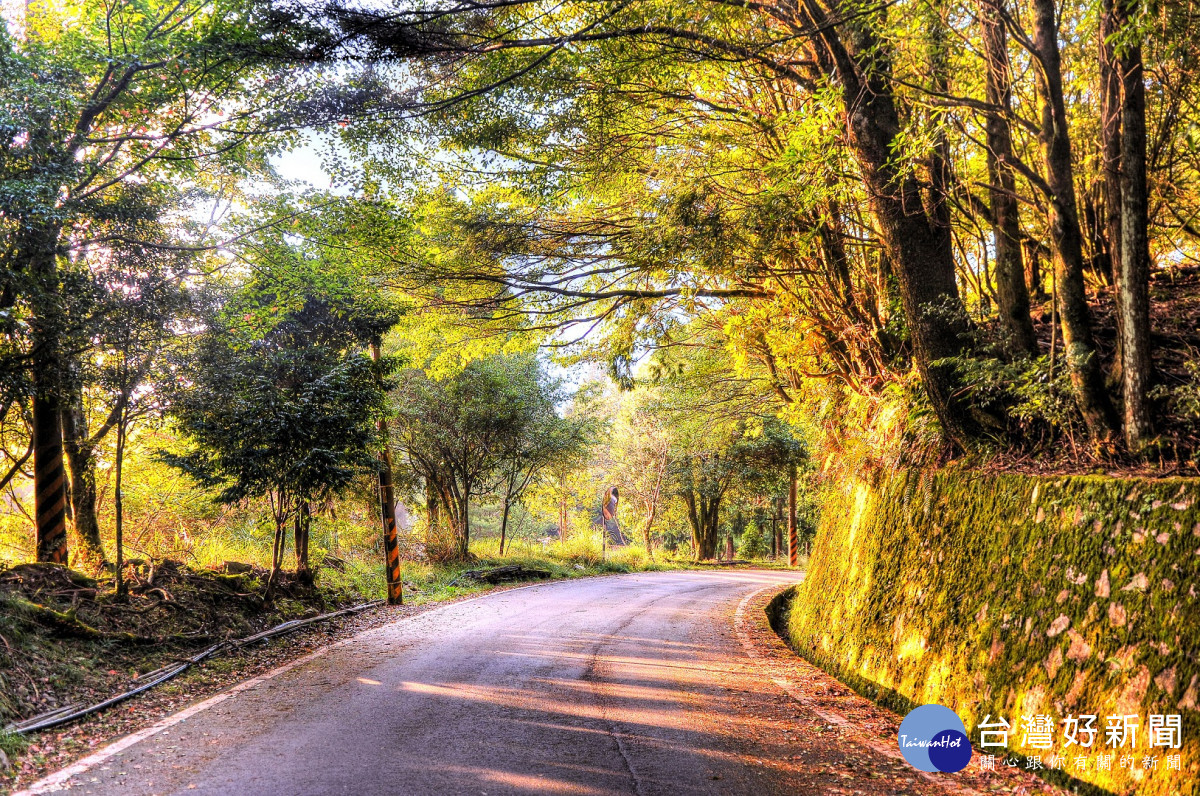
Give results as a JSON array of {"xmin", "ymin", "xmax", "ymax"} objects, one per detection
[
  {"xmin": 1030, "ymin": 0, "xmax": 1120, "ymax": 442},
  {"xmin": 294, "ymin": 500, "xmax": 312, "ymax": 585},
  {"xmin": 710, "ymin": 499, "xmax": 721, "ymax": 549},
  {"xmin": 457, "ymin": 492, "xmax": 471, "ymax": 560},
  {"xmin": 377, "ymin": 455, "xmax": 401, "ymax": 584},
  {"xmin": 60, "ymin": 396, "xmax": 106, "ymax": 564},
  {"xmin": 1099, "ymin": 0, "xmax": 1125, "ymax": 375},
  {"xmin": 559, "ymin": 489, "xmax": 568, "ymax": 540},
  {"xmin": 265, "ymin": 493, "xmax": 288, "ymax": 600},
  {"xmin": 980, "ymin": 0, "xmax": 1038, "ymax": 355},
  {"xmin": 437, "ymin": 482, "xmax": 456, "ymax": 542},
  {"xmin": 1023, "ymin": 239, "xmax": 1047, "ymax": 301},
  {"xmin": 640, "ymin": 512, "xmax": 655, "ymax": 559},
  {"xmin": 499, "ymin": 494, "xmax": 511, "ymax": 556},
  {"xmin": 33, "ymin": 391, "xmax": 68, "ymax": 564},
  {"xmin": 805, "ymin": 0, "xmax": 987, "ymax": 447},
  {"xmin": 444, "ymin": 474, "xmax": 472, "ymax": 561},
  {"xmin": 702, "ymin": 497, "xmax": 722, "ymax": 560},
  {"xmin": 425, "ymin": 478, "xmax": 440, "ymax": 530},
  {"xmin": 28, "ymin": 228, "xmax": 68, "ymax": 564},
  {"xmin": 684, "ymin": 491, "xmax": 719, "ymax": 560},
  {"xmin": 114, "ymin": 409, "xmax": 127, "ymax": 597},
  {"xmin": 640, "ymin": 456, "xmax": 666, "ymax": 559},
  {"xmin": 1117, "ymin": 0, "xmax": 1153, "ymax": 451},
  {"xmin": 372, "ymin": 343, "xmax": 403, "ymax": 604}
]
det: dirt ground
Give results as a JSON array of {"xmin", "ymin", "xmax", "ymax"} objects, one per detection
[{"xmin": 0, "ymin": 559, "xmax": 368, "ymax": 726}]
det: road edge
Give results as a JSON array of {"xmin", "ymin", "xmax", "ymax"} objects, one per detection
[
  {"xmin": 732, "ymin": 583, "xmax": 1073, "ymax": 796},
  {"xmin": 11, "ymin": 576, "xmax": 578, "ymax": 796}
]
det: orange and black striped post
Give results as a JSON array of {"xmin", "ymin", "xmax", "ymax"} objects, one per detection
[
  {"xmin": 33, "ymin": 393, "xmax": 68, "ymax": 564},
  {"xmin": 372, "ymin": 343, "xmax": 402, "ymax": 605},
  {"xmin": 31, "ymin": 240, "xmax": 69, "ymax": 565},
  {"xmin": 787, "ymin": 463, "xmax": 798, "ymax": 567}
]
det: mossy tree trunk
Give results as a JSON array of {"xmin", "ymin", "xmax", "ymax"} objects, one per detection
[{"xmin": 1099, "ymin": 0, "xmax": 1124, "ymax": 306}]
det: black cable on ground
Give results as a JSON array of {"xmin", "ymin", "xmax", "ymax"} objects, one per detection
[{"xmin": 4, "ymin": 600, "xmax": 383, "ymax": 735}]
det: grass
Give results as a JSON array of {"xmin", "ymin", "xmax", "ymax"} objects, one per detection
[
  {"xmin": 0, "ymin": 729, "xmax": 27, "ymax": 761},
  {"xmin": 317, "ymin": 534, "xmax": 702, "ymax": 606}
]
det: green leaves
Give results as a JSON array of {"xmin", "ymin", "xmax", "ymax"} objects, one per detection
[
  {"xmin": 165, "ymin": 261, "xmax": 394, "ymax": 508},
  {"xmin": 388, "ymin": 353, "xmax": 595, "ymax": 540}
]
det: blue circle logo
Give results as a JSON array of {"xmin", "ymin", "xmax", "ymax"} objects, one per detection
[{"xmin": 897, "ymin": 704, "xmax": 972, "ymax": 773}]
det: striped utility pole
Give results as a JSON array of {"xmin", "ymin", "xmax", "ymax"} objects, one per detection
[
  {"xmin": 372, "ymin": 343, "xmax": 402, "ymax": 605},
  {"xmin": 32, "ymin": 232, "xmax": 68, "ymax": 565},
  {"xmin": 787, "ymin": 463, "xmax": 798, "ymax": 567},
  {"xmin": 33, "ymin": 393, "xmax": 68, "ymax": 564}
]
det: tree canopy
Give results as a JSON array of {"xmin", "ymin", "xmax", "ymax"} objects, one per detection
[
  {"xmin": 308, "ymin": 0, "xmax": 1200, "ymax": 463},
  {"xmin": 2, "ymin": 0, "xmax": 1197, "ymax": 578}
]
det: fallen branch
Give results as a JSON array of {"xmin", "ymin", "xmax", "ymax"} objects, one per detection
[{"xmin": 450, "ymin": 564, "xmax": 552, "ymax": 586}]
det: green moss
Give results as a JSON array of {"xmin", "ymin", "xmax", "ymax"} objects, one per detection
[{"xmin": 786, "ymin": 470, "xmax": 1200, "ymax": 796}]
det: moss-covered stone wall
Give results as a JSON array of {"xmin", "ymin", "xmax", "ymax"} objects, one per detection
[{"xmin": 785, "ymin": 469, "xmax": 1200, "ymax": 795}]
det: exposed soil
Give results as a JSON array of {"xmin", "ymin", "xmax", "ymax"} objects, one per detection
[{"xmin": 0, "ymin": 559, "xmax": 359, "ymax": 729}]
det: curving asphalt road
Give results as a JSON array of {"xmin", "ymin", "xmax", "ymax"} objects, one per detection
[{"xmin": 22, "ymin": 570, "xmax": 843, "ymax": 796}]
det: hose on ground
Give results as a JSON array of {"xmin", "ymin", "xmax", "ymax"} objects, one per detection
[{"xmin": 4, "ymin": 600, "xmax": 383, "ymax": 735}]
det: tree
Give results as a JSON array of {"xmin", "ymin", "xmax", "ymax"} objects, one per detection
[
  {"xmin": 1, "ymin": 0, "xmax": 331, "ymax": 563},
  {"xmin": 105, "ymin": 278, "xmax": 181, "ymax": 595},
  {"xmin": 391, "ymin": 354, "xmax": 577, "ymax": 561},
  {"xmin": 323, "ymin": 0, "xmax": 1012, "ymax": 446},
  {"xmin": 978, "ymin": 0, "xmax": 1038, "ymax": 356},
  {"xmin": 166, "ymin": 266, "xmax": 394, "ymax": 593},
  {"xmin": 1027, "ymin": 0, "xmax": 1121, "ymax": 443},
  {"xmin": 491, "ymin": 366, "xmax": 594, "ymax": 555},
  {"xmin": 608, "ymin": 393, "xmax": 674, "ymax": 556},
  {"xmin": 672, "ymin": 420, "xmax": 803, "ymax": 560},
  {"xmin": 636, "ymin": 338, "xmax": 804, "ymax": 559},
  {"xmin": 310, "ymin": 0, "xmax": 1200, "ymax": 462},
  {"xmin": 1114, "ymin": 0, "xmax": 1154, "ymax": 450},
  {"xmin": 56, "ymin": 224, "xmax": 193, "ymax": 566}
]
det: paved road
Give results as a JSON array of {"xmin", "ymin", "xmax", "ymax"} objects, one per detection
[{"xmin": 29, "ymin": 570, "xmax": 829, "ymax": 796}]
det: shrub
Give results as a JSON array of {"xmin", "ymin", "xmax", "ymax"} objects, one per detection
[{"xmin": 737, "ymin": 520, "xmax": 769, "ymax": 559}]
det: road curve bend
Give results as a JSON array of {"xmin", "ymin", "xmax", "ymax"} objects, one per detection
[{"xmin": 17, "ymin": 569, "xmax": 957, "ymax": 796}]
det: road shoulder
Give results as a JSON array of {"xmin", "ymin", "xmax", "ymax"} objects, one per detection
[{"xmin": 733, "ymin": 583, "xmax": 1067, "ymax": 795}]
